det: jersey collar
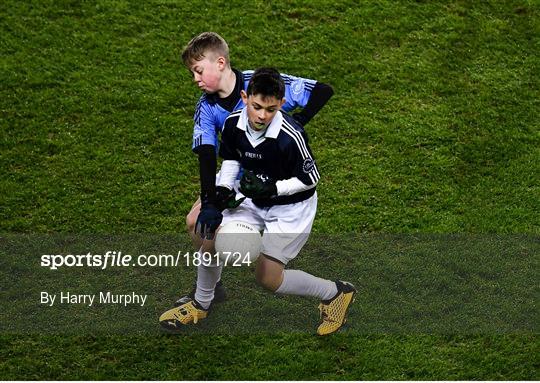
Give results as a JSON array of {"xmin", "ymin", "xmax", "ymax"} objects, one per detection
[{"xmin": 237, "ymin": 108, "xmax": 283, "ymax": 139}]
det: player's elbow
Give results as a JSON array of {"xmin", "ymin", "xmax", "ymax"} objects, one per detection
[
  {"xmin": 323, "ymin": 82, "xmax": 334, "ymax": 99},
  {"xmin": 315, "ymin": 81, "xmax": 334, "ymax": 102}
]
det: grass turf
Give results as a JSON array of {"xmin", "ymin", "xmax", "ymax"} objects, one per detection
[{"xmin": 1, "ymin": 0, "xmax": 539, "ymax": 380}]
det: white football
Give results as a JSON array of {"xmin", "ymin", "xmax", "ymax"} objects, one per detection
[{"xmin": 215, "ymin": 221, "xmax": 262, "ymax": 265}]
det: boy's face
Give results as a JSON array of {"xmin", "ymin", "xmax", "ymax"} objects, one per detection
[
  {"xmin": 188, "ymin": 53, "xmax": 226, "ymax": 94},
  {"xmin": 241, "ymin": 90, "xmax": 285, "ymax": 131}
]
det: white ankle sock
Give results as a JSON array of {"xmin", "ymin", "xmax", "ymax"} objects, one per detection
[
  {"xmin": 194, "ymin": 262, "xmax": 223, "ymax": 310},
  {"xmin": 275, "ymin": 269, "xmax": 337, "ymax": 300}
]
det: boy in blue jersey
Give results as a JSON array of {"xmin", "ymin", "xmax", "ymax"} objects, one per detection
[
  {"xmin": 160, "ymin": 68, "xmax": 355, "ymax": 335},
  {"xmin": 174, "ymin": 32, "xmax": 334, "ymax": 305}
]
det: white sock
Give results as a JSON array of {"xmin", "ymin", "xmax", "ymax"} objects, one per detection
[
  {"xmin": 194, "ymin": 262, "xmax": 223, "ymax": 310},
  {"xmin": 275, "ymin": 269, "xmax": 337, "ymax": 300}
]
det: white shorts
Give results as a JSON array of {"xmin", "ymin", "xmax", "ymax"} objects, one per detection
[{"xmin": 221, "ymin": 192, "xmax": 317, "ymax": 264}]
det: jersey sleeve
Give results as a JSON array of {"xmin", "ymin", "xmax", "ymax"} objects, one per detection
[
  {"xmin": 280, "ymin": 73, "xmax": 317, "ymax": 112},
  {"xmin": 192, "ymin": 96, "xmax": 219, "ymax": 152},
  {"xmin": 218, "ymin": 118, "xmax": 241, "ymax": 161},
  {"xmin": 283, "ymin": 127, "xmax": 320, "ymax": 186}
]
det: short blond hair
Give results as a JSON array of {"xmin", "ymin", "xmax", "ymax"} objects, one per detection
[{"xmin": 181, "ymin": 32, "xmax": 230, "ymax": 67}]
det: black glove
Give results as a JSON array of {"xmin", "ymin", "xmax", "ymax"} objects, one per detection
[
  {"xmin": 195, "ymin": 204, "xmax": 223, "ymax": 240},
  {"xmin": 215, "ymin": 186, "xmax": 245, "ymax": 211},
  {"xmin": 240, "ymin": 170, "xmax": 277, "ymax": 199}
]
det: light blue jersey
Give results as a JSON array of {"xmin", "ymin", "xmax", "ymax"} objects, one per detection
[{"xmin": 191, "ymin": 69, "xmax": 316, "ymax": 152}]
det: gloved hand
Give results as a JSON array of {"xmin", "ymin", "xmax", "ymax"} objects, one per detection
[
  {"xmin": 215, "ymin": 186, "xmax": 245, "ymax": 211},
  {"xmin": 240, "ymin": 170, "xmax": 277, "ymax": 199},
  {"xmin": 195, "ymin": 204, "xmax": 223, "ymax": 240}
]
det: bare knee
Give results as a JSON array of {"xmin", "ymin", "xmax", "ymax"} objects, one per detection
[
  {"xmin": 255, "ymin": 256, "xmax": 284, "ymax": 292},
  {"xmin": 255, "ymin": 270, "xmax": 277, "ymax": 291},
  {"xmin": 186, "ymin": 210, "xmax": 197, "ymax": 233},
  {"xmin": 186, "ymin": 199, "xmax": 202, "ymax": 232},
  {"xmin": 186, "ymin": 199, "xmax": 202, "ymax": 248}
]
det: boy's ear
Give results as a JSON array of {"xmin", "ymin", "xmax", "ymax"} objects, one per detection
[
  {"xmin": 216, "ymin": 56, "xmax": 227, "ymax": 70},
  {"xmin": 280, "ymin": 97, "xmax": 286, "ymax": 108},
  {"xmin": 241, "ymin": 90, "xmax": 248, "ymax": 103}
]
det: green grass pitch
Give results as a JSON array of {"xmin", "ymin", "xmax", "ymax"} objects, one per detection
[{"xmin": 1, "ymin": 0, "xmax": 539, "ymax": 380}]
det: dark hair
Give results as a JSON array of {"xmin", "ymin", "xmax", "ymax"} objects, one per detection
[
  {"xmin": 181, "ymin": 32, "xmax": 230, "ymax": 67},
  {"xmin": 246, "ymin": 68, "xmax": 285, "ymax": 100}
]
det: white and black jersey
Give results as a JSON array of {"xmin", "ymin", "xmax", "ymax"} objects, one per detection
[{"xmin": 219, "ymin": 109, "xmax": 320, "ymax": 207}]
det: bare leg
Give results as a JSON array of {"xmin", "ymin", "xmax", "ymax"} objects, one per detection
[
  {"xmin": 256, "ymin": 254, "xmax": 337, "ymax": 300},
  {"xmin": 255, "ymin": 255, "xmax": 285, "ymax": 292},
  {"xmin": 186, "ymin": 198, "xmax": 203, "ymax": 249}
]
